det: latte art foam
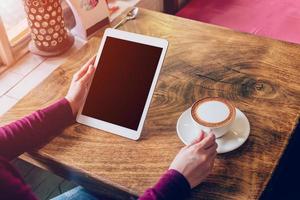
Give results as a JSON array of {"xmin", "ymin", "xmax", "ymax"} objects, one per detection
[
  {"xmin": 191, "ymin": 97, "xmax": 236, "ymax": 128},
  {"xmin": 197, "ymin": 101, "xmax": 230, "ymax": 123}
]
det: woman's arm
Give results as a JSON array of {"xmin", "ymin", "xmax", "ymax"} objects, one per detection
[
  {"xmin": 139, "ymin": 169, "xmax": 191, "ymax": 200},
  {"xmin": 139, "ymin": 132, "xmax": 217, "ymax": 200},
  {"xmin": 0, "ymin": 56, "xmax": 96, "ymax": 161},
  {"xmin": 0, "ymin": 99, "xmax": 74, "ymax": 160}
]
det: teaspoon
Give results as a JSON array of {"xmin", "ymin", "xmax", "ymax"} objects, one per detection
[{"xmin": 113, "ymin": 7, "xmax": 139, "ymax": 29}]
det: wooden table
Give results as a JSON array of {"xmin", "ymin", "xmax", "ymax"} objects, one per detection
[{"xmin": 1, "ymin": 9, "xmax": 300, "ymax": 200}]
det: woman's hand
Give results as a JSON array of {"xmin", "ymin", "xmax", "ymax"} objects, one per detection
[
  {"xmin": 65, "ymin": 56, "xmax": 96, "ymax": 116},
  {"xmin": 169, "ymin": 131, "xmax": 217, "ymax": 188}
]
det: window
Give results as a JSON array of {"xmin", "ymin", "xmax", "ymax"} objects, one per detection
[
  {"xmin": 0, "ymin": 0, "xmax": 78, "ymax": 71},
  {"xmin": 0, "ymin": 0, "xmax": 27, "ymax": 42},
  {"xmin": 0, "ymin": 0, "xmax": 145, "ymax": 70},
  {"xmin": 0, "ymin": 17, "xmax": 14, "ymax": 67},
  {"xmin": 0, "ymin": 0, "xmax": 29, "ymax": 69}
]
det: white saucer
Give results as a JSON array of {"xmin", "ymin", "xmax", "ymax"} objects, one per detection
[{"xmin": 176, "ymin": 107, "xmax": 250, "ymax": 154}]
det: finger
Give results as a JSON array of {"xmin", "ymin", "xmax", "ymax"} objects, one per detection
[
  {"xmin": 195, "ymin": 132, "xmax": 215, "ymax": 150},
  {"xmin": 201, "ymin": 133, "xmax": 216, "ymax": 149},
  {"xmin": 204, "ymin": 153, "xmax": 217, "ymax": 173},
  {"xmin": 74, "ymin": 56, "xmax": 96, "ymax": 81},
  {"xmin": 205, "ymin": 140, "xmax": 218, "ymax": 150},
  {"xmin": 207, "ymin": 147, "xmax": 218, "ymax": 159},
  {"xmin": 205, "ymin": 144, "xmax": 217, "ymax": 156},
  {"xmin": 191, "ymin": 131, "xmax": 205, "ymax": 145},
  {"xmin": 74, "ymin": 63, "xmax": 89, "ymax": 81},
  {"xmin": 85, "ymin": 55, "xmax": 96, "ymax": 66},
  {"xmin": 187, "ymin": 131, "xmax": 205, "ymax": 147},
  {"xmin": 208, "ymin": 148, "xmax": 217, "ymax": 159},
  {"xmin": 80, "ymin": 64, "xmax": 96, "ymax": 84},
  {"xmin": 198, "ymin": 130, "xmax": 206, "ymax": 141}
]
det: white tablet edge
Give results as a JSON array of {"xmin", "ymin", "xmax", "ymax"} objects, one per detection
[{"xmin": 76, "ymin": 28, "xmax": 168, "ymax": 140}]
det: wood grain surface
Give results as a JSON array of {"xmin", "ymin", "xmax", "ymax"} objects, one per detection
[{"xmin": 1, "ymin": 9, "xmax": 300, "ymax": 200}]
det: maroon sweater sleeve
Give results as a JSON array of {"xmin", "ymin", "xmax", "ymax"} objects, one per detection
[
  {"xmin": 0, "ymin": 98, "xmax": 74, "ymax": 200},
  {"xmin": 0, "ymin": 98, "xmax": 74, "ymax": 160},
  {"xmin": 0, "ymin": 99, "xmax": 191, "ymax": 200},
  {"xmin": 139, "ymin": 169, "xmax": 191, "ymax": 200}
]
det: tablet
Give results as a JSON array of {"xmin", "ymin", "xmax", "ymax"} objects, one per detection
[{"xmin": 76, "ymin": 28, "xmax": 168, "ymax": 140}]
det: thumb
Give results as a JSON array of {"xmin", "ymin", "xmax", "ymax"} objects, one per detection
[
  {"xmin": 188, "ymin": 130, "xmax": 205, "ymax": 147},
  {"xmin": 74, "ymin": 56, "xmax": 96, "ymax": 81},
  {"xmin": 81, "ymin": 64, "xmax": 96, "ymax": 84}
]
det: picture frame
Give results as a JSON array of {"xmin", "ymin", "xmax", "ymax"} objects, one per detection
[{"xmin": 66, "ymin": 0, "xmax": 110, "ymax": 40}]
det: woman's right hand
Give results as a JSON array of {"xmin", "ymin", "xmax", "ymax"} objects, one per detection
[
  {"xmin": 169, "ymin": 131, "xmax": 217, "ymax": 188},
  {"xmin": 65, "ymin": 56, "xmax": 96, "ymax": 116}
]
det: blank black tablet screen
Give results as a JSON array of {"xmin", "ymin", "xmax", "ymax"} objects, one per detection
[{"xmin": 82, "ymin": 37, "xmax": 163, "ymax": 130}]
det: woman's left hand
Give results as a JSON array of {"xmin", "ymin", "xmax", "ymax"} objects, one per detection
[{"xmin": 65, "ymin": 56, "xmax": 96, "ymax": 116}]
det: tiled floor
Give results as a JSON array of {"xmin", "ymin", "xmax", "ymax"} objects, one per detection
[{"xmin": 12, "ymin": 159, "xmax": 77, "ymax": 200}]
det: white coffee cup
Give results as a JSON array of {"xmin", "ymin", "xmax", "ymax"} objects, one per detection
[{"xmin": 190, "ymin": 97, "xmax": 236, "ymax": 138}]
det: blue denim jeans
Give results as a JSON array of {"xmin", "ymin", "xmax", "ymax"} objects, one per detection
[{"xmin": 51, "ymin": 186, "xmax": 98, "ymax": 200}]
